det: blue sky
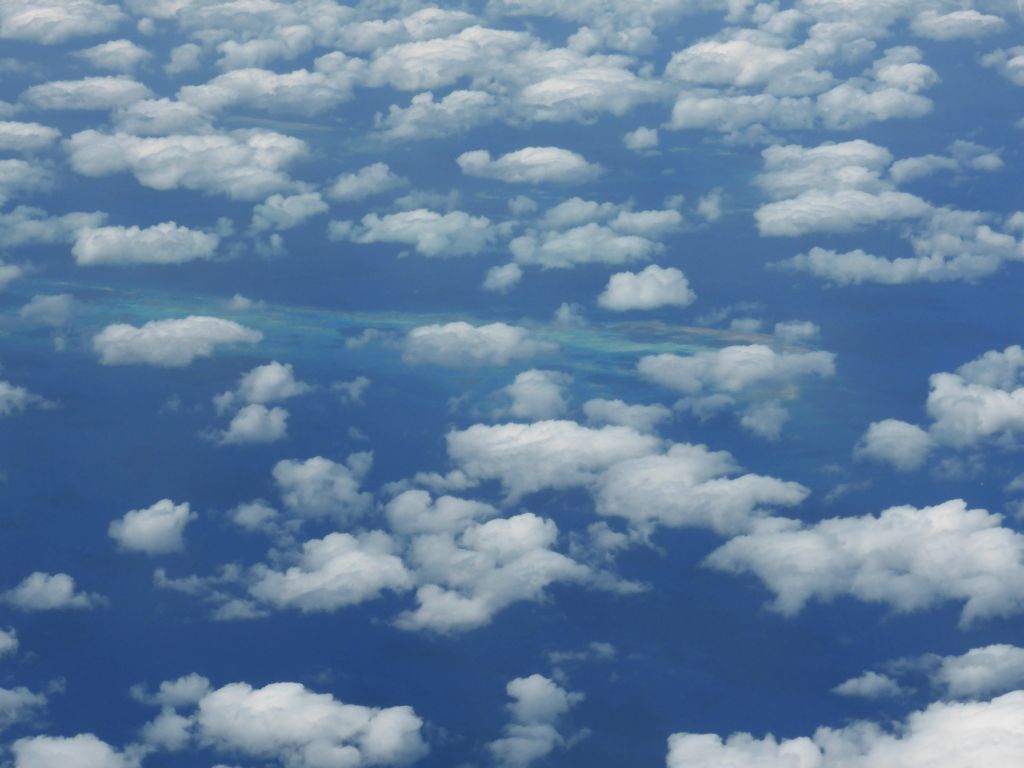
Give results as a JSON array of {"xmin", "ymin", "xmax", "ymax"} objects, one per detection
[{"xmin": 1, "ymin": 1, "xmax": 1024, "ymax": 766}]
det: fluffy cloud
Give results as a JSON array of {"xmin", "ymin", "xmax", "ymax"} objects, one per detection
[
  {"xmin": 911, "ymin": 9, "xmax": 1007, "ymax": 40},
  {"xmin": 272, "ymin": 453, "xmax": 372, "ymax": 522},
  {"xmin": 488, "ymin": 675, "xmax": 583, "ymax": 768},
  {"xmin": 193, "ymin": 681, "xmax": 428, "ymax": 767},
  {"xmin": 374, "ymin": 90, "xmax": 498, "ymax": 140},
  {"xmin": 510, "ymin": 223, "xmax": 662, "ymax": 268},
  {"xmin": 11, "ymin": 734, "xmax": 134, "ymax": 768},
  {"xmin": 483, "ymin": 263, "xmax": 523, "ymax": 293},
  {"xmin": 384, "ymin": 490, "xmax": 496, "ymax": 536},
  {"xmin": 0, "ymin": 121, "xmax": 61, "ymax": 152},
  {"xmin": 855, "ymin": 419, "xmax": 934, "ymax": 471},
  {"xmin": 832, "ymin": 671, "xmax": 903, "ymax": 698},
  {"xmin": 981, "ymin": 47, "xmax": 1024, "ymax": 87},
  {"xmin": 706, "ymin": 499, "xmax": 1024, "ymax": 624},
  {"xmin": 93, "ymin": 316, "xmax": 262, "ymax": 367},
  {"xmin": 249, "ymin": 531, "xmax": 413, "ymax": 612},
  {"xmin": 446, "ymin": 420, "xmax": 659, "ymax": 498},
  {"xmin": 500, "ymin": 369, "xmax": 571, "ymax": 420},
  {"xmin": 395, "ymin": 512, "xmax": 591, "ymax": 633},
  {"xmin": 0, "ymin": 686, "xmax": 46, "ymax": 733},
  {"xmin": 218, "ymin": 404, "xmax": 289, "ymax": 444},
  {"xmin": 583, "ymin": 399, "xmax": 670, "ymax": 433},
  {"xmin": 19, "ymin": 293, "xmax": 74, "ymax": 327},
  {"xmin": 22, "ymin": 77, "xmax": 152, "ymax": 110},
  {"xmin": 76, "ymin": 39, "xmax": 151, "ymax": 71},
  {"xmin": 65, "ymin": 129, "xmax": 307, "ymax": 200},
  {"xmin": 457, "ymin": 147, "xmax": 602, "ymax": 184},
  {"xmin": 327, "ymin": 163, "xmax": 408, "ymax": 202},
  {"xmin": 215, "ymin": 361, "xmax": 311, "ymax": 413},
  {"xmin": 667, "ymin": 690, "xmax": 1024, "ymax": 768},
  {"xmin": 0, "ymin": 0, "xmax": 124, "ymax": 44},
  {"xmin": 595, "ymin": 443, "xmax": 809, "ymax": 535},
  {"xmin": 109, "ymin": 499, "xmax": 196, "ymax": 554},
  {"xmin": 403, "ymin": 322, "xmax": 555, "ymax": 367},
  {"xmin": 0, "ymin": 159, "xmax": 54, "ymax": 206},
  {"xmin": 0, "ymin": 628, "xmax": 17, "ymax": 657},
  {"xmin": 72, "ymin": 222, "xmax": 219, "ymax": 266},
  {"xmin": 932, "ymin": 645, "xmax": 1024, "ymax": 699},
  {"xmin": 597, "ymin": 265, "xmax": 695, "ymax": 311},
  {"xmin": 0, "ymin": 380, "xmax": 47, "ymax": 417},
  {"xmin": 639, "ymin": 345, "xmax": 835, "ymax": 395},
  {"xmin": 3, "ymin": 572, "xmax": 100, "ymax": 611},
  {"xmin": 330, "ymin": 209, "xmax": 494, "ymax": 257},
  {"xmin": 250, "ymin": 193, "xmax": 328, "ymax": 232}
]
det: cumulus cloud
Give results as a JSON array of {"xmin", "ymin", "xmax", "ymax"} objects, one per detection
[
  {"xmin": 215, "ymin": 361, "xmax": 311, "ymax": 413},
  {"xmin": 583, "ymin": 399, "xmax": 670, "ymax": 433},
  {"xmin": 981, "ymin": 47, "xmax": 1024, "ymax": 86},
  {"xmin": 72, "ymin": 222, "xmax": 219, "ymax": 266},
  {"xmin": 76, "ymin": 39, "xmax": 151, "ymax": 72},
  {"xmin": 183, "ymin": 680, "xmax": 428, "ymax": 767},
  {"xmin": 597, "ymin": 265, "xmax": 695, "ymax": 311},
  {"xmin": 249, "ymin": 531, "xmax": 413, "ymax": 612},
  {"xmin": 251, "ymin": 193, "xmax": 328, "ymax": 232},
  {"xmin": 273, "ymin": 453, "xmax": 372, "ymax": 523},
  {"xmin": 19, "ymin": 293, "xmax": 74, "ymax": 327},
  {"xmin": 483, "ymin": 262, "xmax": 523, "ymax": 293},
  {"xmin": 93, "ymin": 316, "xmax": 262, "ymax": 367},
  {"xmin": 0, "ymin": 121, "xmax": 61, "ymax": 152},
  {"xmin": 22, "ymin": 76, "xmax": 152, "ymax": 110},
  {"xmin": 595, "ymin": 443, "xmax": 809, "ymax": 535},
  {"xmin": 109, "ymin": 499, "xmax": 196, "ymax": 554},
  {"xmin": 639, "ymin": 345, "xmax": 835, "ymax": 397},
  {"xmin": 3, "ymin": 572, "xmax": 101, "ymax": 611},
  {"xmin": 0, "ymin": 380, "xmax": 49, "ymax": 417},
  {"xmin": 447, "ymin": 420, "xmax": 660, "ymax": 498},
  {"xmin": 403, "ymin": 322, "xmax": 555, "ymax": 367},
  {"xmin": 395, "ymin": 512, "xmax": 591, "ymax": 633},
  {"xmin": 930, "ymin": 645, "xmax": 1024, "ymax": 699},
  {"xmin": 832, "ymin": 671, "xmax": 903, "ymax": 698},
  {"xmin": 330, "ymin": 209, "xmax": 494, "ymax": 257},
  {"xmin": 706, "ymin": 499, "xmax": 1024, "ymax": 624},
  {"xmin": 11, "ymin": 733, "xmax": 135, "ymax": 768},
  {"xmin": 375, "ymin": 90, "xmax": 498, "ymax": 140},
  {"xmin": 0, "ymin": 0, "xmax": 124, "ymax": 45},
  {"xmin": 219, "ymin": 404, "xmax": 289, "ymax": 445},
  {"xmin": 0, "ymin": 628, "xmax": 17, "ymax": 658},
  {"xmin": 457, "ymin": 147, "xmax": 602, "ymax": 184},
  {"xmin": 327, "ymin": 163, "xmax": 408, "ymax": 202},
  {"xmin": 65, "ymin": 129, "xmax": 307, "ymax": 200},
  {"xmin": 0, "ymin": 159, "xmax": 54, "ymax": 206},
  {"xmin": 855, "ymin": 419, "xmax": 934, "ymax": 471},
  {"xmin": 911, "ymin": 9, "xmax": 1007, "ymax": 40},
  {"xmin": 487, "ymin": 675, "xmax": 583, "ymax": 768},
  {"xmin": 0, "ymin": 686, "xmax": 46, "ymax": 733},
  {"xmin": 668, "ymin": 689, "xmax": 1024, "ymax": 768},
  {"xmin": 500, "ymin": 369, "xmax": 571, "ymax": 421}
]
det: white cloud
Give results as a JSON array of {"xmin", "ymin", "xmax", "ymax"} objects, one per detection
[
  {"xmin": 22, "ymin": 76, "xmax": 152, "ymax": 110},
  {"xmin": 855, "ymin": 419, "xmax": 934, "ymax": 471},
  {"xmin": 374, "ymin": 90, "xmax": 498, "ymax": 140},
  {"xmin": 395, "ymin": 512, "xmax": 591, "ymax": 633},
  {"xmin": 483, "ymin": 263, "xmax": 523, "ymax": 293},
  {"xmin": 0, "ymin": 121, "xmax": 61, "ymax": 152},
  {"xmin": 623, "ymin": 126, "xmax": 658, "ymax": 151},
  {"xmin": 911, "ymin": 10, "xmax": 1008, "ymax": 40},
  {"xmin": 76, "ymin": 39, "xmax": 151, "ymax": 72},
  {"xmin": 583, "ymin": 399, "xmax": 670, "ymax": 433},
  {"xmin": 219, "ymin": 404, "xmax": 289, "ymax": 445},
  {"xmin": 109, "ymin": 499, "xmax": 196, "ymax": 554},
  {"xmin": 178, "ymin": 54, "xmax": 364, "ymax": 114},
  {"xmin": 0, "ymin": 0, "xmax": 124, "ymax": 45},
  {"xmin": 72, "ymin": 222, "xmax": 219, "ymax": 266},
  {"xmin": 331, "ymin": 209, "xmax": 494, "ymax": 257},
  {"xmin": 65, "ymin": 129, "xmax": 307, "ymax": 200},
  {"xmin": 597, "ymin": 265, "xmax": 696, "ymax": 311},
  {"xmin": 19, "ymin": 294, "xmax": 73, "ymax": 327},
  {"xmin": 638, "ymin": 345, "xmax": 835, "ymax": 395},
  {"xmin": 500, "ymin": 369, "xmax": 571, "ymax": 421},
  {"xmin": 0, "ymin": 686, "xmax": 46, "ymax": 733},
  {"xmin": 510, "ymin": 223, "xmax": 662, "ymax": 269},
  {"xmin": 0, "ymin": 380, "xmax": 47, "ymax": 416},
  {"xmin": 706, "ymin": 499, "xmax": 1024, "ymax": 624},
  {"xmin": 739, "ymin": 400, "xmax": 790, "ymax": 440},
  {"xmin": 11, "ymin": 733, "xmax": 134, "ymax": 768},
  {"xmin": 327, "ymin": 163, "xmax": 408, "ymax": 202},
  {"xmin": 488, "ymin": 675, "xmax": 583, "ymax": 768},
  {"xmin": 0, "ymin": 159, "xmax": 54, "ymax": 206},
  {"xmin": 249, "ymin": 531, "xmax": 413, "ymax": 612},
  {"xmin": 93, "ymin": 316, "xmax": 262, "ymax": 367},
  {"xmin": 111, "ymin": 98, "xmax": 211, "ymax": 135},
  {"xmin": 385, "ymin": 490, "xmax": 497, "ymax": 536},
  {"xmin": 193, "ymin": 681, "xmax": 428, "ymax": 767},
  {"xmin": 165, "ymin": 42, "xmax": 202, "ymax": 75},
  {"xmin": 457, "ymin": 147, "xmax": 602, "ymax": 184},
  {"xmin": 215, "ymin": 361, "xmax": 311, "ymax": 413},
  {"xmin": 595, "ymin": 443, "xmax": 809, "ymax": 535},
  {"xmin": 251, "ymin": 192, "xmax": 328, "ymax": 232},
  {"xmin": 931, "ymin": 645, "xmax": 1024, "ymax": 699},
  {"xmin": 272, "ymin": 453, "xmax": 372, "ymax": 522},
  {"xmin": 446, "ymin": 420, "xmax": 660, "ymax": 498},
  {"xmin": 403, "ymin": 322, "xmax": 555, "ymax": 367},
  {"xmin": 832, "ymin": 671, "xmax": 903, "ymax": 698},
  {"xmin": 667, "ymin": 689, "xmax": 1024, "ymax": 768},
  {"xmin": 0, "ymin": 628, "xmax": 17, "ymax": 657},
  {"xmin": 982, "ymin": 46, "xmax": 1024, "ymax": 87},
  {"xmin": 3, "ymin": 572, "xmax": 100, "ymax": 611}
]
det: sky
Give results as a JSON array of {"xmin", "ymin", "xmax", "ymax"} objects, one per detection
[{"xmin": 1, "ymin": 0, "xmax": 1024, "ymax": 766}]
